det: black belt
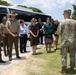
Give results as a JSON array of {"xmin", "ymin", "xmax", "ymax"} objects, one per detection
[{"xmin": 20, "ymin": 34, "xmax": 27, "ymax": 36}]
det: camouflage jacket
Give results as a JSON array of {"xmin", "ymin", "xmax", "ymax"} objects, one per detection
[{"xmin": 56, "ymin": 19, "xmax": 76, "ymax": 48}]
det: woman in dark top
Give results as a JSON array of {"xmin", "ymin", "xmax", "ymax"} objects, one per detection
[
  {"xmin": 43, "ymin": 17, "xmax": 55, "ymax": 53},
  {"xmin": 29, "ymin": 18, "xmax": 39, "ymax": 55},
  {"xmin": 53, "ymin": 20, "xmax": 59, "ymax": 51}
]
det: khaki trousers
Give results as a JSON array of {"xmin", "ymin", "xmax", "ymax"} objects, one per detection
[
  {"xmin": 8, "ymin": 34, "xmax": 19, "ymax": 58},
  {"xmin": 2, "ymin": 34, "xmax": 8, "ymax": 56}
]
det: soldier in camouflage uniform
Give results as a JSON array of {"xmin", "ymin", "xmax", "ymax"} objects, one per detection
[
  {"xmin": 5, "ymin": 12, "xmax": 21, "ymax": 61},
  {"xmin": 57, "ymin": 10, "xmax": 76, "ymax": 74}
]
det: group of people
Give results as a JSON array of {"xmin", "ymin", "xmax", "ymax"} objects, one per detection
[
  {"xmin": 0, "ymin": 9, "xmax": 76, "ymax": 74},
  {"xmin": 29, "ymin": 17, "xmax": 59, "ymax": 55},
  {"xmin": 0, "ymin": 11, "xmax": 59, "ymax": 62}
]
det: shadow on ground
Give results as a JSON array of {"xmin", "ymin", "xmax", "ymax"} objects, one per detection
[
  {"xmin": 35, "ymin": 52, "xmax": 43, "ymax": 55},
  {"xmin": 12, "ymin": 56, "xmax": 26, "ymax": 60},
  {"xmin": 0, "ymin": 61, "xmax": 11, "ymax": 65},
  {"xmin": 66, "ymin": 68, "xmax": 76, "ymax": 74}
]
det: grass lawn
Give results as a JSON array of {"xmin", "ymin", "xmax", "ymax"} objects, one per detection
[
  {"xmin": 1, "ymin": 43, "xmax": 76, "ymax": 75},
  {"xmin": 27, "ymin": 44, "xmax": 76, "ymax": 75}
]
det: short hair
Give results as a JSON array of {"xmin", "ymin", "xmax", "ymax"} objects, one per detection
[
  {"xmin": 46, "ymin": 17, "xmax": 51, "ymax": 21},
  {"xmin": 31, "ymin": 18, "xmax": 37, "ymax": 22},
  {"xmin": 63, "ymin": 9, "xmax": 71, "ymax": 15},
  {"xmin": 20, "ymin": 20, "xmax": 24, "ymax": 24}
]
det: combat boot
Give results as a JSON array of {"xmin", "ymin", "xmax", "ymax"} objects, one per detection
[
  {"xmin": 60, "ymin": 67, "xmax": 66, "ymax": 74},
  {"xmin": 70, "ymin": 67, "xmax": 74, "ymax": 74}
]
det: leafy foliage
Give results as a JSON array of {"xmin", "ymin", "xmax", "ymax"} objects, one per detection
[
  {"xmin": 29, "ymin": 7, "xmax": 43, "ymax": 13},
  {"xmin": 0, "ymin": 0, "xmax": 11, "ymax": 6},
  {"xmin": 18, "ymin": 5, "xmax": 43, "ymax": 13},
  {"xmin": 0, "ymin": 0, "xmax": 43, "ymax": 13},
  {"xmin": 72, "ymin": 5, "xmax": 76, "ymax": 20},
  {"xmin": 18, "ymin": 5, "xmax": 27, "ymax": 8}
]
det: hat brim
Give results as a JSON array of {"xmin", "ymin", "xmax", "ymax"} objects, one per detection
[
  {"xmin": 31, "ymin": 19, "xmax": 37, "ymax": 22},
  {"xmin": 9, "ymin": 13, "xmax": 18, "ymax": 16}
]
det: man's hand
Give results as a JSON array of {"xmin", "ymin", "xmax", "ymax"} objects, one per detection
[
  {"xmin": 2, "ymin": 34, "xmax": 6, "ymax": 37},
  {"xmin": 12, "ymin": 34, "xmax": 18, "ymax": 37}
]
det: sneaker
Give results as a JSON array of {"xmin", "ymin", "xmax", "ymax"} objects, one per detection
[
  {"xmin": 32, "ymin": 53, "xmax": 36, "ymax": 55},
  {"xmin": 54, "ymin": 48, "xmax": 57, "ymax": 51}
]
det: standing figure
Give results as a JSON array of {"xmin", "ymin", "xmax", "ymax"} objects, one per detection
[
  {"xmin": 29, "ymin": 18, "xmax": 39, "ymax": 55},
  {"xmin": 1, "ymin": 16, "xmax": 8, "ymax": 56},
  {"xmin": 43, "ymin": 17, "xmax": 54, "ymax": 53},
  {"xmin": 5, "ymin": 12, "xmax": 21, "ymax": 61},
  {"xmin": 56, "ymin": 10, "xmax": 76, "ymax": 74},
  {"xmin": 19, "ymin": 20, "xmax": 28, "ymax": 53},
  {"xmin": 0, "ymin": 24, "xmax": 6, "ymax": 63},
  {"xmin": 53, "ymin": 20, "xmax": 59, "ymax": 51},
  {"xmin": 37, "ymin": 18, "xmax": 44, "ymax": 44}
]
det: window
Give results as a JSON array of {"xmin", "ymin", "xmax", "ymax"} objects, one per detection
[{"xmin": 0, "ymin": 7, "xmax": 7, "ymax": 14}]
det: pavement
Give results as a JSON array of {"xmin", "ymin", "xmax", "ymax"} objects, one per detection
[{"xmin": 0, "ymin": 41, "xmax": 44, "ymax": 73}]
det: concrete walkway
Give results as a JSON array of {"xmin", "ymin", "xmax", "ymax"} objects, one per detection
[{"xmin": 0, "ymin": 41, "xmax": 44, "ymax": 73}]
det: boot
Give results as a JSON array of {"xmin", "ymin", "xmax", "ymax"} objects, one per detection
[
  {"xmin": 70, "ymin": 67, "xmax": 74, "ymax": 74},
  {"xmin": 60, "ymin": 67, "xmax": 66, "ymax": 74}
]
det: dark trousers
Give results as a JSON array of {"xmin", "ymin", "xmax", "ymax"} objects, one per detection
[
  {"xmin": 19, "ymin": 34, "xmax": 27, "ymax": 53},
  {"xmin": 2, "ymin": 34, "xmax": 9, "ymax": 56},
  {"xmin": 8, "ymin": 34, "xmax": 19, "ymax": 58},
  {"xmin": 39, "ymin": 32, "xmax": 43, "ymax": 44}
]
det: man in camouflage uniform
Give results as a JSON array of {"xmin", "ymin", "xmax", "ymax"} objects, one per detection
[
  {"xmin": 57, "ymin": 10, "xmax": 76, "ymax": 74},
  {"xmin": 5, "ymin": 12, "xmax": 21, "ymax": 61},
  {"xmin": 1, "ymin": 16, "xmax": 8, "ymax": 56}
]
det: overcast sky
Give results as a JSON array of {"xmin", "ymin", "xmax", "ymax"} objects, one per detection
[{"xmin": 4, "ymin": 0, "xmax": 76, "ymax": 21}]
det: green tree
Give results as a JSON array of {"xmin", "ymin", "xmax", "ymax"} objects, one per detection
[
  {"xmin": 17, "ymin": 5, "xmax": 43, "ymax": 13},
  {"xmin": 0, "ymin": 0, "xmax": 43, "ymax": 13},
  {"xmin": 18, "ymin": 5, "xmax": 27, "ymax": 8},
  {"xmin": 0, "ymin": 0, "xmax": 11, "ymax": 6},
  {"xmin": 72, "ymin": 5, "xmax": 76, "ymax": 20},
  {"xmin": 29, "ymin": 7, "xmax": 43, "ymax": 13}
]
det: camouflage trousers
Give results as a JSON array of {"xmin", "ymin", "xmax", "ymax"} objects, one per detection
[
  {"xmin": 75, "ymin": 49, "xmax": 76, "ymax": 67},
  {"xmin": 0, "ymin": 37, "xmax": 2, "ymax": 60},
  {"xmin": 60, "ymin": 47, "xmax": 75, "ymax": 68}
]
